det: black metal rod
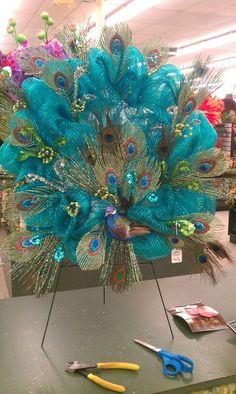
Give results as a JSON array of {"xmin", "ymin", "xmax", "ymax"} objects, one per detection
[
  {"xmin": 103, "ymin": 285, "xmax": 106, "ymax": 305},
  {"xmin": 150, "ymin": 262, "xmax": 174, "ymax": 339},
  {"xmin": 41, "ymin": 263, "xmax": 63, "ymax": 349}
]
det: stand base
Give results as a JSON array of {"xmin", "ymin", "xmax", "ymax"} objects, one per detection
[{"xmin": 41, "ymin": 261, "xmax": 174, "ymax": 348}]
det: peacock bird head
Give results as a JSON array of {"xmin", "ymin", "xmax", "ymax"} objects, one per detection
[{"xmin": 105, "ymin": 205, "xmax": 117, "ymax": 216}]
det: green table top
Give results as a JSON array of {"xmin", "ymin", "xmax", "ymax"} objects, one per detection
[{"xmin": 0, "ymin": 270, "xmax": 236, "ymax": 394}]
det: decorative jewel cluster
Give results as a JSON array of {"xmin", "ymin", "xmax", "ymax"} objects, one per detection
[
  {"xmin": 175, "ymin": 123, "xmax": 193, "ymax": 138},
  {"xmin": 66, "ymin": 201, "xmax": 80, "ymax": 217},
  {"xmin": 95, "ymin": 187, "xmax": 119, "ymax": 204},
  {"xmin": 38, "ymin": 146, "xmax": 56, "ymax": 164}
]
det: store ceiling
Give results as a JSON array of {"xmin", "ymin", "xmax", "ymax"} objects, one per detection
[{"xmin": 1, "ymin": 0, "xmax": 236, "ymax": 69}]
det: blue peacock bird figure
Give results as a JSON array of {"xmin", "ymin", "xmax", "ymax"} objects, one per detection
[{"xmin": 0, "ymin": 23, "xmax": 234, "ymax": 295}]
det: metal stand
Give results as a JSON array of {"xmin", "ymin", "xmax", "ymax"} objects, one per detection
[
  {"xmin": 41, "ymin": 261, "xmax": 173, "ymax": 348},
  {"xmin": 103, "ymin": 285, "xmax": 106, "ymax": 304},
  {"xmin": 41, "ymin": 263, "xmax": 63, "ymax": 348},
  {"xmin": 41, "ymin": 264, "xmax": 107, "ymax": 348},
  {"xmin": 150, "ymin": 262, "xmax": 174, "ymax": 339}
]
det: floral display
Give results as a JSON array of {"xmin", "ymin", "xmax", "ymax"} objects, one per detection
[{"xmin": 199, "ymin": 95, "xmax": 224, "ymax": 126}]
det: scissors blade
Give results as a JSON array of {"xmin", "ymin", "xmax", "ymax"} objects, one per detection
[{"xmin": 134, "ymin": 339, "xmax": 161, "ymax": 353}]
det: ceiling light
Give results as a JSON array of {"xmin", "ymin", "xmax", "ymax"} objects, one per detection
[
  {"xmin": 106, "ymin": 0, "xmax": 165, "ymax": 25},
  {"xmin": 180, "ymin": 55, "xmax": 236, "ymax": 73},
  {"xmin": 176, "ymin": 27, "xmax": 236, "ymax": 56},
  {"xmin": 208, "ymin": 56, "xmax": 236, "ymax": 69}
]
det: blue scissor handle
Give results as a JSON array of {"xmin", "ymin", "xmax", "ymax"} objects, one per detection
[{"xmin": 158, "ymin": 349, "xmax": 194, "ymax": 377}]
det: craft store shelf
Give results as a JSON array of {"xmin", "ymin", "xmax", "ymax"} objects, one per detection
[{"xmin": 229, "ymin": 208, "xmax": 236, "ymax": 243}]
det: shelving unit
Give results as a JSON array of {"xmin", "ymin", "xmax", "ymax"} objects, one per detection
[
  {"xmin": 215, "ymin": 123, "xmax": 233, "ymax": 157},
  {"xmin": 215, "ymin": 123, "xmax": 236, "ymax": 211},
  {"xmin": 229, "ymin": 208, "xmax": 236, "ymax": 243}
]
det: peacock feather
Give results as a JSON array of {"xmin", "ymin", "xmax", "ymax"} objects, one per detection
[
  {"xmin": 76, "ymin": 224, "xmax": 106, "ymax": 270},
  {"xmin": 55, "ymin": 21, "xmax": 91, "ymax": 60},
  {"xmin": 100, "ymin": 240, "xmax": 142, "ymax": 292},
  {"xmin": 19, "ymin": 47, "xmax": 53, "ymax": 76},
  {"xmin": 142, "ymin": 37, "xmax": 170, "ymax": 74},
  {"xmin": 5, "ymin": 231, "xmax": 62, "ymax": 296}
]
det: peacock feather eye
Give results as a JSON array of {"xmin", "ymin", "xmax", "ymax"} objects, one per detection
[
  {"xmin": 16, "ymin": 236, "xmax": 35, "ymax": 251},
  {"xmin": 193, "ymin": 220, "xmax": 210, "ymax": 234},
  {"xmin": 54, "ymin": 71, "xmax": 69, "ymax": 89},
  {"xmin": 182, "ymin": 97, "xmax": 196, "ymax": 115},
  {"xmin": 105, "ymin": 168, "xmax": 119, "ymax": 187},
  {"xmin": 13, "ymin": 127, "xmax": 31, "ymax": 144},
  {"xmin": 108, "ymin": 173, "xmax": 117, "ymax": 185},
  {"xmin": 88, "ymin": 237, "xmax": 102, "ymax": 255},
  {"xmin": 198, "ymin": 254, "xmax": 208, "ymax": 264},
  {"xmin": 157, "ymin": 143, "xmax": 170, "ymax": 158},
  {"xmin": 198, "ymin": 159, "xmax": 216, "ymax": 173},
  {"xmin": 16, "ymin": 197, "xmax": 35, "ymax": 211},
  {"xmin": 122, "ymin": 137, "xmax": 138, "ymax": 159},
  {"xmin": 110, "ymin": 34, "xmax": 124, "ymax": 54},
  {"xmin": 101, "ymin": 127, "xmax": 117, "ymax": 145},
  {"xmin": 138, "ymin": 171, "xmax": 151, "ymax": 190},
  {"xmin": 31, "ymin": 56, "xmax": 45, "ymax": 70},
  {"xmin": 147, "ymin": 49, "xmax": 160, "ymax": 68},
  {"xmin": 112, "ymin": 265, "xmax": 126, "ymax": 284},
  {"xmin": 169, "ymin": 236, "xmax": 184, "ymax": 248}
]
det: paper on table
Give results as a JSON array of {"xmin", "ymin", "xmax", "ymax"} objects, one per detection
[{"xmin": 168, "ymin": 302, "xmax": 228, "ymax": 332}]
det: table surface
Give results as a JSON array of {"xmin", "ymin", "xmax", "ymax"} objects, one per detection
[{"xmin": 0, "ymin": 268, "xmax": 236, "ymax": 394}]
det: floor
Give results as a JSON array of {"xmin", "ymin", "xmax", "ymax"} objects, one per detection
[
  {"xmin": 0, "ymin": 266, "xmax": 9, "ymax": 299},
  {"xmin": 0, "ymin": 211, "xmax": 235, "ymax": 300}
]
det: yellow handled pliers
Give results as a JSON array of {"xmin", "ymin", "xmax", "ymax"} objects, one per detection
[{"xmin": 65, "ymin": 361, "xmax": 140, "ymax": 392}]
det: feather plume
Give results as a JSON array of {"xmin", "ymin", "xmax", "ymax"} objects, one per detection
[
  {"xmin": 55, "ymin": 21, "xmax": 91, "ymax": 60},
  {"xmin": 170, "ymin": 149, "xmax": 230, "ymax": 199},
  {"xmin": 100, "ymin": 240, "xmax": 142, "ymax": 292},
  {"xmin": 76, "ymin": 224, "xmax": 106, "ymax": 270},
  {"xmin": 19, "ymin": 47, "xmax": 53, "ymax": 76},
  {"xmin": 172, "ymin": 57, "xmax": 223, "ymax": 136},
  {"xmin": 4, "ymin": 232, "xmax": 61, "ymax": 296},
  {"xmin": 99, "ymin": 24, "xmax": 132, "ymax": 83},
  {"xmin": 42, "ymin": 60, "xmax": 74, "ymax": 101},
  {"xmin": 143, "ymin": 37, "xmax": 169, "ymax": 74},
  {"xmin": 181, "ymin": 238, "xmax": 233, "ymax": 285},
  {"xmin": 99, "ymin": 23, "xmax": 132, "ymax": 55},
  {"xmin": 0, "ymin": 78, "xmax": 27, "ymax": 140}
]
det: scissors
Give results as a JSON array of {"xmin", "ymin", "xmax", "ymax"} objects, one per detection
[
  {"xmin": 134, "ymin": 339, "xmax": 194, "ymax": 377},
  {"xmin": 66, "ymin": 361, "xmax": 140, "ymax": 393}
]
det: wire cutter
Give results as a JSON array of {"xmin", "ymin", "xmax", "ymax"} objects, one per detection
[{"xmin": 65, "ymin": 361, "xmax": 140, "ymax": 393}]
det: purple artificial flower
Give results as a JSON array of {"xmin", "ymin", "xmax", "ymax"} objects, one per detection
[
  {"xmin": 42, "ymin": 39, "xmax": 68, "ymax": 59},
  {"xmin": 4, "ymin": 41, "xmax": 29, "ymax": 86}
]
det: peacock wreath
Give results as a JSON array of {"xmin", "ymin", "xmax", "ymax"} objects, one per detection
[{"xmin": 0, "ymin": 20, "xmax": 234, "ymax": 296}]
